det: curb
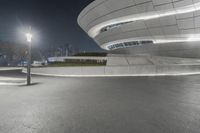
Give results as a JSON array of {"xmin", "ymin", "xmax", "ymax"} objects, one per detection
[{"xmin": 22, "ymin": 70, "xmax": 200, "ymax": 77}]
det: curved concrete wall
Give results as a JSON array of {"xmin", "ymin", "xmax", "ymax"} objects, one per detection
[
  {"xmin": 78, "ymin": 0, "xmax": 200, "ymax": 58},
  {"xmin": 25, "ymin": 65, "xmax": 200, "ymax": 77},
  {"xmin": 21, "ymin": 56, "xmax": 200, "ymax": 77}
]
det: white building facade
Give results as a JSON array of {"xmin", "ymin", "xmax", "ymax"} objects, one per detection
[{"xmin": 78, "ymin": 0, "xmax": 200, "ymax": 58}]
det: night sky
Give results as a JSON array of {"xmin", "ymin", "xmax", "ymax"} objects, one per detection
[{"xmin": 0, "ymin": 0, "xmax": 101, "ymax": 52}]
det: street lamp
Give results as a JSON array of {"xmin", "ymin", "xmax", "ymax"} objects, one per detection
[{"xmin": 26, "ymin": 32, "xmax": 32, "ymax": 85}]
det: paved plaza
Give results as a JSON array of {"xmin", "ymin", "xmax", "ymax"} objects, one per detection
[{"xmin": 0, "ymin": 71, "xmax": 200, "ymax": 133}]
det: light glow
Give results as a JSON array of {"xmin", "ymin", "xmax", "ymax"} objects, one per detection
[{"xmin": 102, "ymin": 34, "xmax": 200, "ymax": 50}]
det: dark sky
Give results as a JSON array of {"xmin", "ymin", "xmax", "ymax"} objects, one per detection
[{"xmin": 0, "ymin": 0, "xmax": 101, "ymax": 52}]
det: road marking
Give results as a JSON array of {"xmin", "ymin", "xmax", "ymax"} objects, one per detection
[
  {"xmin": 0, "ymin": 82, "xmax": 26, "ymax": 86},
  {"xmin": 0, "ymin": 77, "xmax": 26, "ymax": 86},
  {"xmin": 0, "ymin": 77, "xmax": 25, "ymax": 81},
  {"xmin": 0, "ymin": 67, "xmax": 22, "ymax": 71}
]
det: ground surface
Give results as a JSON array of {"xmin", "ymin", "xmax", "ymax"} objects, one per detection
[{"xmin": 0, "ymin": 70, "xmax": 200, "ymax": 133}]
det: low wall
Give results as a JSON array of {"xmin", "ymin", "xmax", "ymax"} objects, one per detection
[
  {"xmin": 22, "ymin": 65, "xmax": 200, "ymax": 77},
  {"xmin": 107, "ymin": 55, "xmax": 200, "ymax": 66}
]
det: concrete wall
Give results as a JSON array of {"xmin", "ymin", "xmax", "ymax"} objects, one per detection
[
  {"xmin": 26, "ymin": 64, "xmax": 200, "ymax": 77},
  {"xmin": 106, "ymin": 55, "xmax": 200, "ymax": 66},
  {"xmin": 23, "ymin": 55, "xmax": 200, "ymax": 77},
  {"xmin": 25, "ymin": 55, "xmax": 200, "ymax": 77}
]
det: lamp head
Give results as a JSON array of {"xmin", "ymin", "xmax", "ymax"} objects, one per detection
[{"xmin": 26, "ymin": 33, "xmax": 32, "ymax": 42}]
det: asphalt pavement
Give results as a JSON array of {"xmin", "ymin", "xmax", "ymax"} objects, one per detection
[{"xmin": 0, "ymin": 71, "xmax": 200, "ymax": 133}]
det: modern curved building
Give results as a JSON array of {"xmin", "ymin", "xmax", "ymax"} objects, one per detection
[{"xmin": 78, "ymin": 0, "xmax": 200, "ymax": 58}]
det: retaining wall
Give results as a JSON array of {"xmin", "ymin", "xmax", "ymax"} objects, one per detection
[{"xmin": 23, "ymin": 65, "xmax": 200, "ymax": 77}]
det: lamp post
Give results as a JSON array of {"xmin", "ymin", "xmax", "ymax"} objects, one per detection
[{"xmin": 26, "ymin": 32, "xmax": 32, "ymax": 85}]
